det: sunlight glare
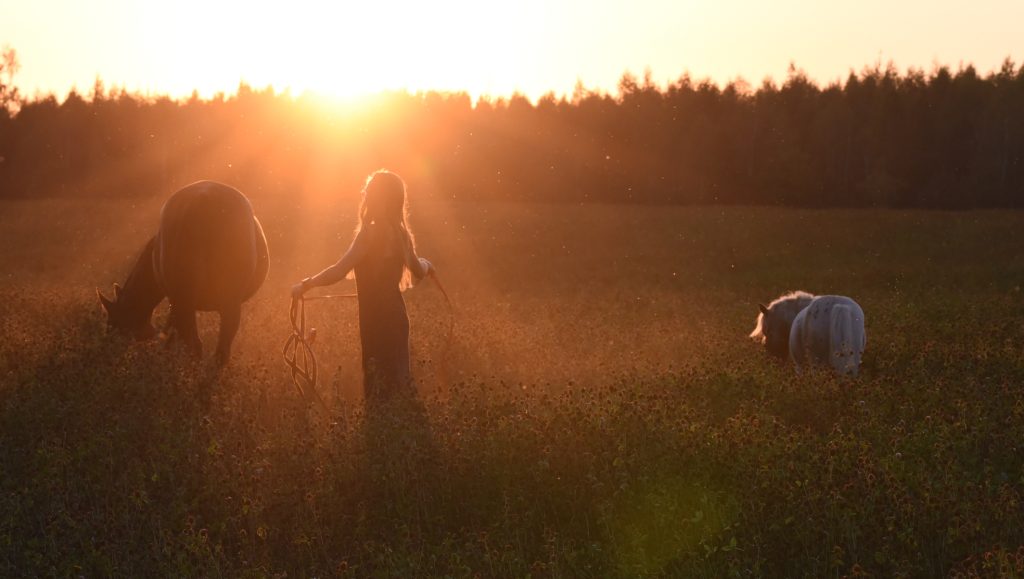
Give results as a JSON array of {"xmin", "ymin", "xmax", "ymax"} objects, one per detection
[{"xmin": 147, "ymin": 0, "xmax": 527, "ymax": 100}]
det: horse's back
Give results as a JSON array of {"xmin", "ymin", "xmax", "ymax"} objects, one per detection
[
  {"xmin": 155, "ymin": 181, "xmax": 268, "ymax": 310},
  {"xmin": 793, "ymin": 295, "xmax": 866, "ymax": 375}
]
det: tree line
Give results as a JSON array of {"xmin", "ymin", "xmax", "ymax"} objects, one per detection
[{"xmin": 1, "ymin": 58, "xmax": 1023, "ymax": 208}]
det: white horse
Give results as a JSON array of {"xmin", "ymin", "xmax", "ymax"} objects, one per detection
[{"xmin": 750, "ymin": 291, "xmax": 866, "ymax": 376}]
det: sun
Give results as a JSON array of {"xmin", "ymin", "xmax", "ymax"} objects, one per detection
[{"xmin": 145, "ymin": 0, "xmax": 530, "ymax": 101}]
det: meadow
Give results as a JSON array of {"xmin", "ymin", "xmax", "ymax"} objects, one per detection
[{"xmin": 1, "ymin": 193, "xmax": 1024, "ymax": 577}]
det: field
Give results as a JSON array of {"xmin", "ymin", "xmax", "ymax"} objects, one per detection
[{"xmin": 2, "ymin": 194, "xmax": 1024, "ymax": 577}]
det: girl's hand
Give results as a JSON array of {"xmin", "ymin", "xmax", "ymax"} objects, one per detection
[
  {"xmin": 291, "ymin": 281, "xmax": 307, "ymax": 299},
  {"xmin": 418, "ymin": 257, "xmax": 433, "ymax": 277}
]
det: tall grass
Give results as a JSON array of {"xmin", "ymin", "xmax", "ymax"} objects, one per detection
[{"xmin": 2, "ymin": 198, "xmax": 1023, "ymax": 577}]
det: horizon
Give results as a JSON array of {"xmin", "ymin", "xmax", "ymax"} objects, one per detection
[
  {"xmin": 3, "ymin": 0, "xmax": 1023, "ymax": 102},
  {"xmin": 6, "ymin": 55, "xmax": 1023, "ymax": 108}
]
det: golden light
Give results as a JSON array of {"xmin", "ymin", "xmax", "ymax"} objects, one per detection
[{"xmin": 142, "ymin": 0, "xmax": 533, "ymax": 101}]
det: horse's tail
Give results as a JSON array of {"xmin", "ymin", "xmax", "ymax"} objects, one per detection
[{"xmin": 830, "ymin": 305, "xmax": 859, "ymax": 376}]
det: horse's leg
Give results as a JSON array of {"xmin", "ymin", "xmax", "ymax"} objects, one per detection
[
  {"xmin": 165, "ymin": 303, "xmax": 182, "ymax": 344},
  {"xmin": 182, "ymin": 310, "xmax": 201, "ymax": 357},
  {"xmin": 168, "ymin": 302, "xmax": 202, "ymax": 357},
  {"xmin": 215, "ymin": 302, "xmax": 241, "ymax": 366}
]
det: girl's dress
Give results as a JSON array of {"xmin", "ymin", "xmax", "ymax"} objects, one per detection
[{"xmin": 353, "ymin": 224, "xmax": 416, "ymax": 399}]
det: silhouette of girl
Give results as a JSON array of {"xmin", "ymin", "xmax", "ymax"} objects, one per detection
[{"xmin": 292, "ymin": 170, "xmax": 433, "ymax": 400}]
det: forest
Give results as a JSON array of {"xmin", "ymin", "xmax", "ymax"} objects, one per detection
[{"xmin": 1, "ymin": 56, "xmax": 1023, "ymax": 208}]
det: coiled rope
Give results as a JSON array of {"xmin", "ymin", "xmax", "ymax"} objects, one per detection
[{"xmin": 282, "ymin": 272, "xmax": 454, "ymax": 409}]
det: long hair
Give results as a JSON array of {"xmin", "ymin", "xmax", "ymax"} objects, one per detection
[{"xmin": 356, "ymin": 170, "xmax": 417, "ymax": 288}]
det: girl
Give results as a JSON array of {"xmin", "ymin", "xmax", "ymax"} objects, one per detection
[{"xmin": 292, "ymin": 170, "xmax": 433, "ymax": 400}]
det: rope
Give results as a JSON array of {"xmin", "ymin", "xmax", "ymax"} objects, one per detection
[
  {"xmin": 282, "ymin": 294, "xmax": 354, "ymax": 411},
  {"xmin": 428, "ymin": 272, "xmax": 456, "ymax": 386},
  {"xmin": 281, "ymin": 272, "xmax": 454, "ymax": 409},
  {"xmin": 299, "ymin": 293, "xmax": 360, "ymax": 301}
]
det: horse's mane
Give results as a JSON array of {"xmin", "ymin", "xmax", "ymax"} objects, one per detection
[{"xmin": 749, "ymin": 290, "xmax": 816, "ymax": 342}]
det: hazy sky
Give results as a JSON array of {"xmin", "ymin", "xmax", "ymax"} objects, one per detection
[{"xmin": 2, "ymin": 0, "xmax": 1022, "ymax": 101}]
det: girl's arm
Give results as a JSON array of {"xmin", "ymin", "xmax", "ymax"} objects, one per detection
[
  {"xmin": 402, "ymin": 227, "xmax": 432, "ymax": 280},
  {"xmin": 292, "ymin": 228, "xmax": 370, "ymax": 297}
]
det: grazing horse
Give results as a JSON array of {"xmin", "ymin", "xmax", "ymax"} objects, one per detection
[
  {"xmin": 98, "ymin": 181, "xmax": 269, "ymax": 364},
  {"xmin": 750, "ymin": 291, "xmax": 866, "ymax": 376}
]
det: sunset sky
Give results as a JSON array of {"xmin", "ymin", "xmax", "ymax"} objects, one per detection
[{"xmin": 2, "ymin": 0, "xmax": 1022, "ymax": 101}]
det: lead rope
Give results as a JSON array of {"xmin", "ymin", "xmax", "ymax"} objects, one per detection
[
  {"xmin": 427, "ymin": 272, "xmax": 456, "ymax": 387},
  {"xmin": 282, "ymin": 294, "xmax": 354, "ymax": 411},
  {"xmin": 282, "ymin": 272, "xmax": 454, "ymax": 409}
]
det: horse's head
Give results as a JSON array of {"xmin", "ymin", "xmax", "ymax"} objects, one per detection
[
  {"xmin": 97, "ymin": 283, "xmax": 157, "ymax": 340},
  {"xmin": 753, "ymin": 303, "xmax": 790, "ymax": 359}
]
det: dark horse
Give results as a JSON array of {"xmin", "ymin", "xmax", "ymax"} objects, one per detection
[{"xmin": 98, "ymin": 181, "xmax": 269, "ymax": 364}]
